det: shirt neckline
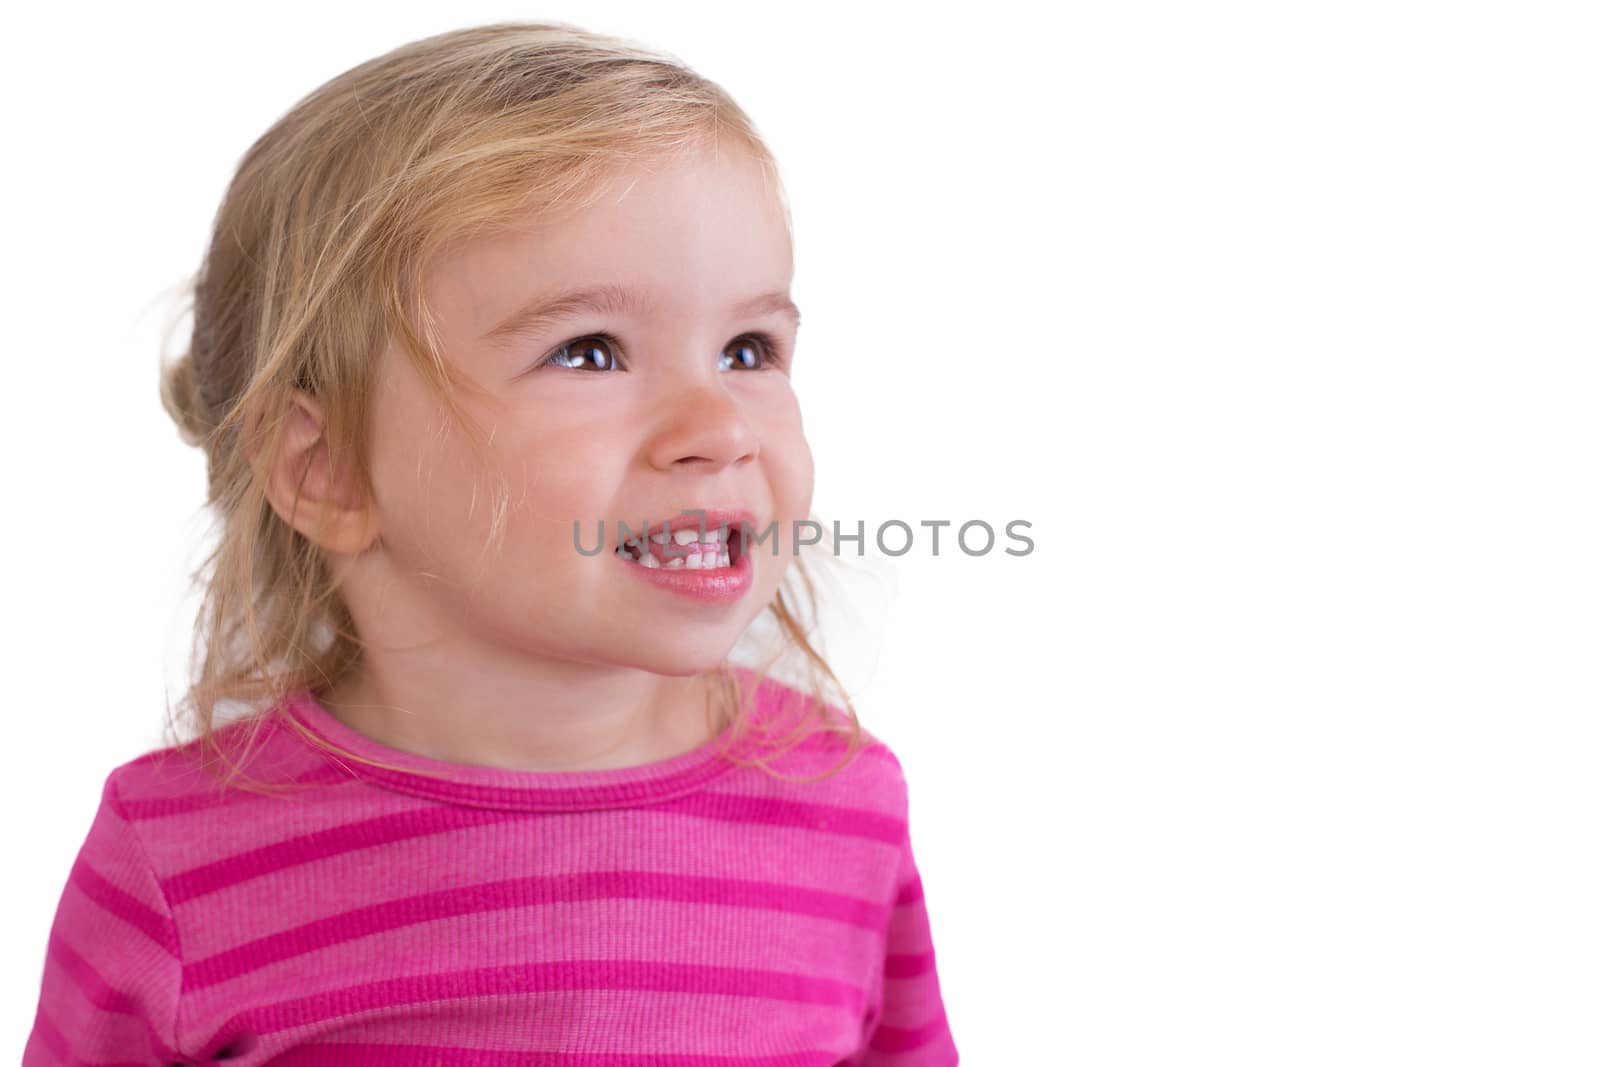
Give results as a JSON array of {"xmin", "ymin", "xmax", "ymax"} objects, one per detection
[{"xmin": 278, "ymin": 667, "xmax": 763, "ymax": 813}]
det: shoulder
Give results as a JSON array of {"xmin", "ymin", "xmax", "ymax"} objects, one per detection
[
  {"xmin": 111, "ymin": 711, "xmax": 324, "ymax": 799},
  {"xmin": 731, "ymin": 667, "xmax": 912, "ymax": 822},
  {"xmin": 95, "ymin": 710, "xmax": 345, "ymax": 868}
]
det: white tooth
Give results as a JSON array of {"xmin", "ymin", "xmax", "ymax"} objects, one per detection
[
  {"xmin": 685, "ymin": 553, "xmax": 704, "ymax": 570},
  {"xmin": 672, "ymin": 528, "xmax": 699, "ymax": 545},
  {"xmin": 699, "ymin": 528, "xmax": 727, "ymax": 544},
  {"xmin": 640, "ymin": 552, "xmax": 661, "ymax": 569},
  {"xmin": 650, "ymin": 532, "xmax": 668, "ymax": 544},
  {"xmin": 666, "ymin": 556, "xmax": 686, "ymax": 569},
  {"xmin": 718, "ymin": 545, "xmax": 730, "ymax": 567}
]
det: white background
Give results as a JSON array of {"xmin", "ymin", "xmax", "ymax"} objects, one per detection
[{"xmin": 4, "ymin": 1, "xmax": 1597, "ymax": 1062}]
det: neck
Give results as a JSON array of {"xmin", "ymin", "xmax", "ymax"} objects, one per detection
[{"xmin": 315, "ymin": 656, "xmax": 729, "ymax": 773}]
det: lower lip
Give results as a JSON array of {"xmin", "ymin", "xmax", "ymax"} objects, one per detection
[{"xmin": 616, "ymin": 544, "xmax": 755, "ymax": 603}]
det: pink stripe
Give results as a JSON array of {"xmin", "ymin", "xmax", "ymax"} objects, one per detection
[
  {"xmin": 868, "ymin": 1007, "xmax": 951, "ymax": 1053},
  {"xmin": 163, "ymin": 805, "xmax": 523, "ymax": 904},
  {"xmin": 207, "ymin": 961, "xmax": 864, "ymax": 1045},
  {"xmin": 72, "ymin": 857, "xmax": 179, "ymax": 957},
  {"xmin": 24, "ymin": 1010, "xmax": 70, "ymax": 1060},
  {"xmin": 894, "ymin": 873, "xmax": 924, "ymax": 907},
  {"xmin": 164, "ymin": 792, "xmax": 900, "ymax": 907},
  {"xmin": 884, "ymin": 950, "xmax": 936, "ymax": 979},
  {"xmin": 47, "ymin": 932, "xmax": 181, "ymax": 1062},
  {"xmin": 49, "ymin": 931, "xmax": 141, "ymax": 1018},
  {"xmin": 118, "ymin": 765, "xmax": 354, "ymax": 820},
  {"xmin": 185, "ymin": 871, "xmax": 889, "ymax": 990},
  {"xmin": 654, "ymin": 791, "xmax": 906, "ymax": 844},
  {"xmin": 267, "ymin": 1045, "xmax": 834, "ymax": 1066}
]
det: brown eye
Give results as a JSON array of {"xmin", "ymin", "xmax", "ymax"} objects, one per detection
[
  {"xmin": 544, "ymin": 335, "xmax": 619, "ymax": 371},
  {"xmin": 719, "ymin": 335, "xmax": 777, "ymax": 371}
]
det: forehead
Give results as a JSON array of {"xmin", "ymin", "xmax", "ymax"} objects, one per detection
[{"xmin": 428, "ymin": 149, "xmax": 793, "ymax": 336}]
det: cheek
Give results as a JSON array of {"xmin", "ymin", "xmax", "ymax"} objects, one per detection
[
  {"xmin": 756, "ymin": 394, "xmax": 814, "ymax": 517},
  {"xmin": 370, "ymin": 438, "xmax": 493, "ymax": 580},
  {"xmin": 480, "ymin": 424, "xmax": 613, "ymax": 550},
  {"xmin": 509, "ymin": 454, "xmax": 620, "ymax": 556},
  {"xmin": 367, "ymin": 381, "xmax": 470, "ymax": 553},
  {"xmin": 785, "ymin": 439, "xmax": 815, "ymax": 519}
]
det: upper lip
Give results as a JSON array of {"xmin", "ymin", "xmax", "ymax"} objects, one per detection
[{"xmin": 616, "ymin": 507, "xmax": 759, "ymax": 548}]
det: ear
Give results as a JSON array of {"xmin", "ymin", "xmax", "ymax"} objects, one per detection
[{"xmin": 261, "ymin": 390, "xmax": 379, "ymax": 556}]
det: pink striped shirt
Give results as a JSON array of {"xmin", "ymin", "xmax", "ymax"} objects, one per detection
[{"xmin": 24, "ymin": 670, "xmax": 956, "ymax": 1064}]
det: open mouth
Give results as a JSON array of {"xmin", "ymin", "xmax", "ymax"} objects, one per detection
[{"xmin": 615, "ymin": 524, "xmax": 744, "ymax": 570}]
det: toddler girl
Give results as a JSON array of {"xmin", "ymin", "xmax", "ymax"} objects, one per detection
[{"xmin": 24, "ymin": 20, "xmax": 956, "ymax": 1066}]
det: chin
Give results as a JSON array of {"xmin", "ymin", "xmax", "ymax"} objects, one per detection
[{"xmin": 619, "ymin": 640, "xmax": 740, "ymax": 678}]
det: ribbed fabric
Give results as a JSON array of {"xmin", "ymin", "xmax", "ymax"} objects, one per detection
[{"xmin": 23, "ymin": 668, "xmax": 957, "ymax": 1064}]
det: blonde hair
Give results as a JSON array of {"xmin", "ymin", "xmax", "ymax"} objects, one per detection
[{"xmin": 156, "ymin": 21, "xmax": 866, "ymax": 795}]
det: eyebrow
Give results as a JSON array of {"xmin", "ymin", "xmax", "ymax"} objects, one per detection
[{"xmin": 481, "ymin": 283, "xmax": 801, "ymax": 345}]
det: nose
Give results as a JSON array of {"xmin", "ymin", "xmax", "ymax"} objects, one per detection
[{"xmin": 647, "ymin": 377, "xmax": 761, "ymax": 471}]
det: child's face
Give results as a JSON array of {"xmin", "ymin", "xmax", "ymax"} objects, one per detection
[{"xmin": 358, "ymin": 145, "xmax": 811, "ymax": 676}]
